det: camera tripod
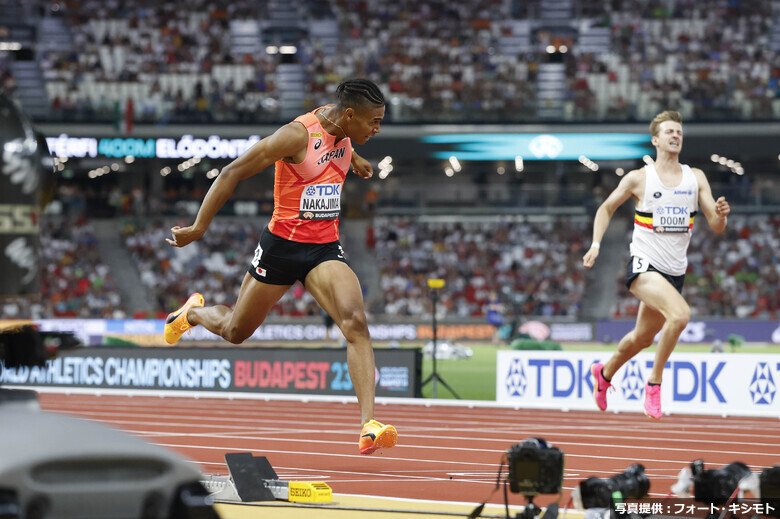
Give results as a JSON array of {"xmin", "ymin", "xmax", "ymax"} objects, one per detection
[
  {"xmin": 420, "ymin": 283, "xmax": 460, "ymax": 399},
  {"xmin": 515, "ymin": 495, "xmax": 558, "ymax": 519}
]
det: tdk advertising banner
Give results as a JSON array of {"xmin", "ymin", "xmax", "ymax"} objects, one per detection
[{"xmin": 497, "ymin": 351, "xmax": 779, "ymax": 417}]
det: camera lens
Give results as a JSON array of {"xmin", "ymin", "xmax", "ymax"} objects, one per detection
[{"xmin": 608, "ymin": 463, "xmax": 649, "ymax": 499}]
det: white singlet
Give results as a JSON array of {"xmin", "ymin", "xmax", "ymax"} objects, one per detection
[{"xmin": 629, "ymin": 163, "xmax": 699, "ymax": 276}]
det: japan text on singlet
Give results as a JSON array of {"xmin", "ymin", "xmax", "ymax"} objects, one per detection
[
  {"xmin": 630, "ymin": 163, "xmax": 699, "ymax": 276},
  {"xmin": 268, "ymin": 107, "xmax": 351, "ymax": 243}
]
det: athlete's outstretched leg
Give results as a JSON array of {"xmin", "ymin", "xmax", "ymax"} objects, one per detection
[
  {"xmin": 600, "ymin": 271, "xmax": 690, "ymax": 419},
  {"xmin": 305, "ymin": 260, "xmax": 397, "ymax": 454},
  {"xmin": 306, "ymin": 261, "xmax": 375, "ymax": 422},
  {"xmin": 628, "ymin": 272, "xmax": 690, "ymax": 384},
  {"xmin": 183, "ymin": 273, "xmax": 289, "ymax": 344},
  {"xmin": 591, "ymin": 301, "xmax": 664, "ymax": 411},
  {"xmin": 602, "ymin": 301, "xmax": 665, "ymax": 380}
]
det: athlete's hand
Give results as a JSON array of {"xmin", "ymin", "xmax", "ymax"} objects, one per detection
[
  {"xmin": 166, "ymin": 225, "xmax": 204, "ymax": 248},
  {"xmin": 583, "ymin": 246, "xmax": 599, "ymax": 269},
  {"xmin": 351, "ymin": 155, "xmax": 374, "ymax": 179},
  {"xmin": 715, "ymin": 196, "xmax": 730, "ymax": 218}
]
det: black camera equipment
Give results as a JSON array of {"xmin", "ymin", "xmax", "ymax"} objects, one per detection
[
  {"xmin": 470, "ymin": 438, "xmax": 564, "ymax": 519},
  {"xmin": 508, "ymin": 438, "xmax": 564, "ymax": 519},
  {"xmin": 576, "ymin": 464, "xmax": 650, "ymax": 509},
  {"xmin": 693, "ymin": 461, "xmax": 752, "ymax": 506},
  {"xmin": 760, "ymin": 465, "xmax": 780, "ymax": 518},
  {"xmin": 507, "ymin": 438, "xmax": 565, "ymax": 496},
  {"xmin": 0, "ymin": 324, "xmax": 81, "ymax": 375}
]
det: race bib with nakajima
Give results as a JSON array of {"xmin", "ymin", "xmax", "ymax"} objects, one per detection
[{"xmin": 299, "ymin": 183, "xmax": 342, "ymax": 220}]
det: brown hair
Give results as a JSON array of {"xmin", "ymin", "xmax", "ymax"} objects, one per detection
[{"xmin": 649, "ymin": 110, "xmax": 683, "ymax": 136}]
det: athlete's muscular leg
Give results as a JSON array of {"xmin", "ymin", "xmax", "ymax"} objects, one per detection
[
  {"xmin": 628, "ymin": 272, "xmax": 691, "ymax": 383},
  {"xmin": 305, "ymin": 260, "xmax": 375, "ymax": 425},
  {"xmin": 602, "ymin": 301, "xmax": 664, "ymax": 380},
  {"xmin": 188, "ymin": 273, "xmax": 291, "ymax": 344}
]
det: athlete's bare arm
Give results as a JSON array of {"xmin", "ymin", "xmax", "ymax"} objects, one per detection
[
  {"xmin": 166, "ymin": 124, "xmax": 308, "ymax": 248},
  {"xmin": 350, "ymin": 150, "xmax": 373, "ymax": 179},
  {"xmin": 583, "ymin": 168, "xmax": 644, "ymax": 268},
  {"xmin": 692, "ymin": 168, "xmax": 729, "ymax": 233}
]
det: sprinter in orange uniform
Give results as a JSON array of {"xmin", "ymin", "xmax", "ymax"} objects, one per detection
[{"xmin": 163, "ymin": 79, "xmax": 396, "ymax": 455}]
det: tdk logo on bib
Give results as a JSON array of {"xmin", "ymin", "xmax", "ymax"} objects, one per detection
[
  {"xmin": 300, "ymin": 183, "xmax": 342, "ymax": 220},
  {"xmin": 306, "ymin": 184, "xmax": 341, "ymax": 197},
  {"xmin": 653, "ymin": 205, "xmax": 690, "ymax": 233},
  {"xmin": 656, "ymin": 206, "xmax": 689, "ymax": 215}
]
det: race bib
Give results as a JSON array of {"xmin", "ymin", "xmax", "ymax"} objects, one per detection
[
  {"xmin": 652, "ymin": 206, "xmax": 691, "ymax": 233},
  {"xmin": 632, "ymin": 256, "xmax": 650, "ymax": 274},
  {"xmin": 251, "ymin": 244, "xmax": 263, "ymax": 268},
  {"xmin": 299, "ymin": 183, "xmax": 342, "ymax": 220}
]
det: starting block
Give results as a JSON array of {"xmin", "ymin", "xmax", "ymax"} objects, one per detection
[{"xmin": 201, "ymin": 452, "xmax": 332, "ymax": 504}]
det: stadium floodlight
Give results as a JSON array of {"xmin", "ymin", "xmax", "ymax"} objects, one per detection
[
  {"xmin": 515, "ymin": 156, "xmax": 524, "ymax": 172},
  {"xmin": 448, "ymin": 156, "xmax": 461, "ymax": 172}
]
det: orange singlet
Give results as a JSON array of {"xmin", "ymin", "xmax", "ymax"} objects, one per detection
[{"xmin": 267, "ymin": 107, "xmax": 352, "ymax": 243}]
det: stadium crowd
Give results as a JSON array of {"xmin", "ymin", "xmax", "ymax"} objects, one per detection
[
  {"xmin": 4, "ymin": 212, "xmax": 779, "ymax": 323},
  {"xmin": 372, "ymin": 217, "xmax": 588, "ymax": 319},
  {"xmin": 2, "ymin": 217, "xmax": 124, "ymax": 319},
  {"xmin": 566, "ymin": 0, "xmax": 780, "ymax": 121},
  {"xmin": 304, "ymin": 0, "xmax": 538, "ymax": 122},
  {"xmin": 122, "ymin": 219, "xmax": 323, "ymax": 318},
  {"xmin": 3, "ymin": 0, "xmax": 778, "ymax": 325},
  {"xmin": 16, "ymin": 0, "xmax": 776, "ymax": 123},
  {"xmin": 41, "ymin": 0, "xmax": 282, "ymax": 123}
]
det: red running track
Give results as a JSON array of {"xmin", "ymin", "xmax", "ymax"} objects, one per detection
[{"xmin": 37, "ymin": 392, "xmax": 780, "ymax": 508}]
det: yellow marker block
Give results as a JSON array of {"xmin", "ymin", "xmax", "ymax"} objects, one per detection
[{"xmin": 287, "ymin": 482, "xmax": 332, "ymax": 503}]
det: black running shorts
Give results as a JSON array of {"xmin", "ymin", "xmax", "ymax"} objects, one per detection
[
  {"xmin": 624, "ymin": 256, "xmax": 685, "ymax": 294},
  {"xmin": 247, "ymin": 227, "xmax": 348, "ymax": 286}
]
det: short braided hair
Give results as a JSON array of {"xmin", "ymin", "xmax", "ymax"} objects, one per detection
[{"xmin": 336, "ymin": 78, "xmax": 385, "ymax": 110}]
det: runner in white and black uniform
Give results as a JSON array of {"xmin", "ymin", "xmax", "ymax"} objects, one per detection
[
  {"xmin": 582, "ymin": 110, "xmax": 731, "ymax": 420},
  {"xmin": 626, "ymin": 161, "xmax": 699, "ymax": 293}
]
